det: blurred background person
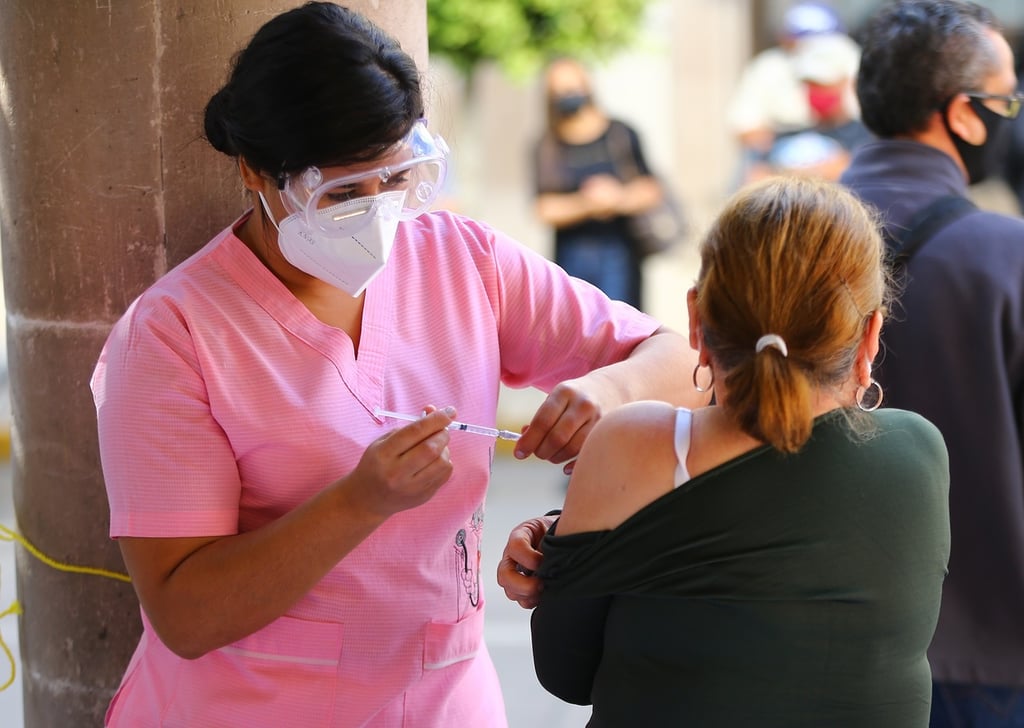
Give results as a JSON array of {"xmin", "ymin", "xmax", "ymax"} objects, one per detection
[
  {"xmin": 532, "ymin": 56, "xmax": 666, "ymax": 311},
  {"xmin": 762, "ymin": 31, "xmax": 872, "ymax": 181},
  {"xmin": 726, "ymin": 1, "xmax": 861, "ymax": 185}
]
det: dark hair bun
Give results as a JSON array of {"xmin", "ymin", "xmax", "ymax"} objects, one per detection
[
  {"xmin": 203, "ymin": 87, "xmax": 236, "ymax": 156},
  {"xmin": 199, "ymin": 3, "xmax": 424, "ymax": 172}
]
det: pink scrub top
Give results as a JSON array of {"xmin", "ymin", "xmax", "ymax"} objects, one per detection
[{"xmin": 91, "ymin": 210, "xmax": 659, "ymax": 727}]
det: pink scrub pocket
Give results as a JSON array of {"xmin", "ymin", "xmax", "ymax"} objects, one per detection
[
  {"xmin": 423, "ymin": 603, "xmax": 484, "ymax": 671},
  {"xmin": 108, "ymin": 616, "xmax": 345, "ymax": 728}
]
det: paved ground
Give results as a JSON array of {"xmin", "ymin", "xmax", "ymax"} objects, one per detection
[
  {"xmin": 480, "ymin": 452, "xmax": 593, "ymax": 727},
  {"xmin": 0, "ymin": 448, "xmax": 592, "ymax": 727}
]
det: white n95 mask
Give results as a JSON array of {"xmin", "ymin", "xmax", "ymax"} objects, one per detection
[
  {"xmin": 259, "ymin": 190, "xmax": 404, "ymax": 296},
  {"xmin": 257, "ymin": 122, "xmax": 448, "ymax": 295}
]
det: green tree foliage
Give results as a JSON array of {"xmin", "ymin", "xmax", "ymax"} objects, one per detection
[{"xmin": 427, "ymin": 0, "xmax": 651, "ymax": 80}]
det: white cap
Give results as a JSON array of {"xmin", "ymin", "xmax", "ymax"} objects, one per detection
[{"xmin": 793, "ymin": 33, "xmax": 861, "ymax": 85}]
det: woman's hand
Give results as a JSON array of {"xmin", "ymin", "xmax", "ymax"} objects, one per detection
[
  {"xmin": 579, "ymin": 174, "xmax": 627, "ymax": 219},
  {"xmin": 497, "ymin": 514, "xmax": 557, "ymax": 609}
]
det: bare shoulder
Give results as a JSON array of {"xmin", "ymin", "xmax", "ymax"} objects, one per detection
[{"xmin": 556, "ymin": 400, "xmax": 680, "ymax": 535}]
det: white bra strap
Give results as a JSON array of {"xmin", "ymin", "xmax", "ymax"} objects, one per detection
[{"xmin": 673, "ymin": 407, "xmax": 693, "ymax": 487}]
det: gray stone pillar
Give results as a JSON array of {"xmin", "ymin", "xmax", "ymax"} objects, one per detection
[{"xmin": 0, "ymin": 2, "xmax": 425, "ymax": 725}]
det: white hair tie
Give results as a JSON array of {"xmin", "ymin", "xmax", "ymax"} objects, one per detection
[{"xmin": 755, "ymin": 334, "xmax": 788, "ymax": 358}]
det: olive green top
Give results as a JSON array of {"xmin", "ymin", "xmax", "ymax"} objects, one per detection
[{"xmin": 533, "ymin": 408, "xmax": 950, "ymax": 727}]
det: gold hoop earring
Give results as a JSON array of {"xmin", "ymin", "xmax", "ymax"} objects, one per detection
[
  {"xmin": 856, "ymin": 378, "xmax": 883, "ymax": 412},
  {"xmin": 692, "ymin": 363, "xmax": 714, "ymax": 394}
]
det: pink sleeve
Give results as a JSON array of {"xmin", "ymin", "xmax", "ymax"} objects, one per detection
[
  {"xmin": 488, "ymin": 226, "xmax": 661, "ymax": 391},
  {"xmin": 91, "ymin": 297, "xmax": 242, "ymax": 538}
]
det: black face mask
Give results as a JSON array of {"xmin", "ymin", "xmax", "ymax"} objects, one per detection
[
  {"xmin": 945, "ymin": 97, "xmax": 1014, "ymax": 184},
  {"xmin": 553, "ymin": 92, "xmax": 590, "ymax": 118}
]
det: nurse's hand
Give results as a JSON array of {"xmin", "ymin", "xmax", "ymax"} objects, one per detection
[
  {"xmin": 513, "ymin": 379, "xmax": 611, "ymax": 475},
  {"xmin": 347, "ymin": 405, "xmax": 455, "ymax": 519},
  {"xmin": 497, "ymin": 514, "xmax": 556, "ymax": 609},
  {"xmin": 512, "ymin": 326, "xmax": 706, "ymax": 472}
]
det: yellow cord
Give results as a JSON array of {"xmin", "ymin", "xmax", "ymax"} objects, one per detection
[
  {"xmin": 0, "ymin": 524, "xmax": 132, "ymax": 692},
  {"xmin": 0, "ymin": 600, "xmax": 22, "ymax": 692},
  {"xmin": 0, "ymin": 525, "xmax": 131, "ymax": 582}
]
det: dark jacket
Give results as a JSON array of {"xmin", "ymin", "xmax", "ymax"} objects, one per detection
[{"xmin": 842, "ymin": 139, "xmax": 1024, "ymax": 686}]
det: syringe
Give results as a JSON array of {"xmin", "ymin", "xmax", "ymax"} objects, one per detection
[{"xmin": 374, "ymin": 408, "xmax": 522, "ymax": 442}]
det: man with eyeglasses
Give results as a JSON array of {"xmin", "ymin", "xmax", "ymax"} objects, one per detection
[{"xmin": 840, "ymin": 1, "xmax": 1024, "ymax": 725}]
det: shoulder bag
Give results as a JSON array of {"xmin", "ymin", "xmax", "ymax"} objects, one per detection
[{"xmin": 606, "ymin": 122, "xmax": 687, "ymax": 257}]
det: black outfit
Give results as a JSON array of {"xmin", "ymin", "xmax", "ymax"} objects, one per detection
[
  {"xmin": 817, "ymin": 118, "xmax": 875, "ymax": 152},
  {"xmin": 769, "ymin": 118, "xmax": 875, "ymax": 170},
  {"xmin": 533, "ymin": 120, "xmax": 651, "ymax": 310},
  {"xmin": 532, "ymin": 409, "xmax": 950, "ymax": 727},
  {"xmin": 842, "ymin": 140, "xmax": 1024, "ymax": 688}
]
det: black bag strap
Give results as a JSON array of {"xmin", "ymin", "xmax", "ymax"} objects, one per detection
[
  {"xmin": 605, "ymin": 121, "xmax": 641, "ymax": 181},
  {"xmin": 885, "ymin": 195, "xmax": 978, "ymax": 267}
]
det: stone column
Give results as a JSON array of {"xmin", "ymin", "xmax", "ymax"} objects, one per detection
[{"xmin": 0, "ymin": 2, "xmax": 424, "ymax": 725}]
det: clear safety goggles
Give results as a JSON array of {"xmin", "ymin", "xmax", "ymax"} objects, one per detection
[{"xmin": 279, "ymin": 121, "xmax": 449, "ymax": 237}]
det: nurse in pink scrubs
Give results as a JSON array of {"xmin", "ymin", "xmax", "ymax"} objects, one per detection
[{"xmin": 91, "ymin": 3, "xmax": 705, "ymax": 726}]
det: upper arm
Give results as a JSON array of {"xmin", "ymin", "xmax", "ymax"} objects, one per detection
[
  {"xmin": 534, "ymin": 134, "xmax": 567, "ymax": 195},
  {"xmin": 93, "ymin": 304, "xmax": 241, "ymax": 538},
  {"xmin": 492, "ymin": 236, "xmax": 660, "ymax": 391},
  {"xmin": 556, "ymin": 401, "xmax": 679, "ymax": 535}
]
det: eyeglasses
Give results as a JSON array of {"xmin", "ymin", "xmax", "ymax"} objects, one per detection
[
  {"xmin": 964, "ymin": 91, "xmax": 1024, "ymax": 119},
  {"xmin": 279, "ymin": 121, "xmax": 449, "ymax": 238}
]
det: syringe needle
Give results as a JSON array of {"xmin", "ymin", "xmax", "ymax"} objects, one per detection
[{"xmin": 374, "ymin": 408, "xmax": 521, "ymax": 442}]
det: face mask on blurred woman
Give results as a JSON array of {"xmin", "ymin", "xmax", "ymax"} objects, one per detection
[{"xmin": 553, "ymin": 92, "xmax": 590, "ymax": 118}]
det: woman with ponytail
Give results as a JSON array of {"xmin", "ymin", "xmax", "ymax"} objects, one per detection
[{"xmin": 529, "ymin": 176, "xmax": 951, "ymax": 726}]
